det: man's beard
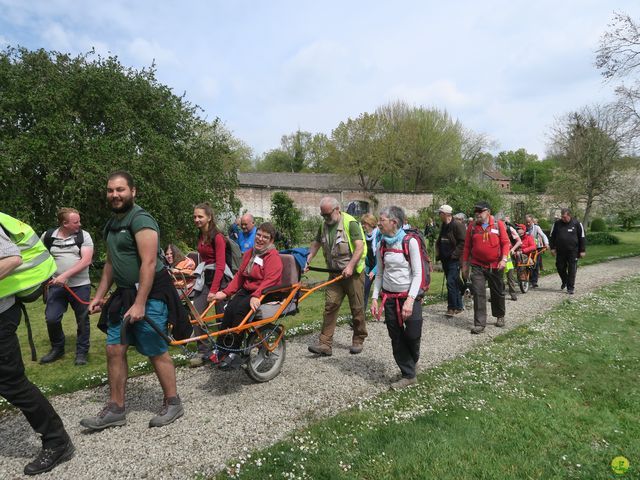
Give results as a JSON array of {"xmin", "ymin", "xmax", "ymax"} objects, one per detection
[{"xmin": 110, "ymin": 196, "xmax": 134, "ymax": 214}]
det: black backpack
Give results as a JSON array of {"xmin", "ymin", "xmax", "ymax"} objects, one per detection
[
  {"xmin": 43, "ymin": 228, "xmax": 85, "ymax": 251},
  {"xmin": 224, "ymin": 236, "xmax": 243, "ymax": 274}
]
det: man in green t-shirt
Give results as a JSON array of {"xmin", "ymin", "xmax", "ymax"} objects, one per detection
[
  {"xmin": 80, "ymin": 171, "xmax": 183, "ymax": 431},
  {"xmin": 306, "ymin": 197, "xmax": 368, "ymax": 356}
]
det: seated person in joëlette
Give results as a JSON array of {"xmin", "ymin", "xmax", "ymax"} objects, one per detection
[
  {"xmin": 515, "ymin": 223, "xmax": 537, "ymax": 265},
  {"xmin": 212, "ymin": 222, "xmax": 283, "ymax": 368},
  {"xmin": 164, "ymin": 244, "xmax": 196, "ymax": 272}
]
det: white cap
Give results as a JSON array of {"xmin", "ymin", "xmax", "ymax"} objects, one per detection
[{"xmin": 438, "ymin": 204, "xmax": 453, "ymax": 214}]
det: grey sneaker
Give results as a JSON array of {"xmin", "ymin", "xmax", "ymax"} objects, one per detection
[
  {"xmin": 495, "ymin": 317, "xmax": 505, "ymax": 328},
  {"xmin": 470, "ymin": 326, "xmax": 485, "ymax": 334},
  {"xmin": 80, "ymin": 402, "xmax": 126, "ymax": 430},
  {"xmin": 149, "ymin": 396, "xmax": 184, "ymax": 428},
  {"xmin": 349, "ymin": 343, "xmax": 363, "ymax": 354},
  {"xmin": 390, "ymin": 377, "xmax": 417, "ymax": 390}
]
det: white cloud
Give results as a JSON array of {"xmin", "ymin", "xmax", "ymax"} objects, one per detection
[
  {"xmin": 127, "ymin": 37, "xmax": 178, "ymax": 66},
  {"xmin": 386, "ymin": 80, "xmax": 473, "ymax": 109}
]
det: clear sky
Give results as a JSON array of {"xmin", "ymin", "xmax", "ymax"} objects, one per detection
[{"xmin": 2, "ymin": 0, "xmax": 638, "ymax": 159}]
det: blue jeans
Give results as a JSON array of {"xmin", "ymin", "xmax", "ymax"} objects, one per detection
[
  {"xmin": 442, "ymin": 259, "xmax": 463, "ymax": 311},
  {"xmin": 45, "ymin": 284, "xmax": 91, "ymax": 354}
]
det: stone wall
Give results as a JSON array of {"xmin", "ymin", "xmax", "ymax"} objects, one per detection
[
  {"xmin": 237, "ymin": 186, "xmax": 595, "ymax": 222},
  {"xmin": 236, "ymin": 186, "xmax": 434, "ymax": 219}
]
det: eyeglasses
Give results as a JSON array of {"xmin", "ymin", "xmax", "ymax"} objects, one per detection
[
  {"xmin": 255, "ymin": 233, "xmax": 272, "ymax": 240},
  {"xmin": 320, "ymin": 207, "xmax": 337, "ymax": 219}
]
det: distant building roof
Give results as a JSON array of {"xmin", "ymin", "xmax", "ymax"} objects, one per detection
[
  {"xmin": 238, "ymin": 172, "xmax": 382, "ymax": 191},
  {"xmin": 483, "ymin": 170, "xmax": 511, "ymax": 181}
]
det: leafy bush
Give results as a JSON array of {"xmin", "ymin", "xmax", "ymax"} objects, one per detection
[
  {"xmin": 270, "ymin": 191, "xmax": 301, "ymax": 249},
  {"xmin": 300, "ymin": 217, "xmax": 323, "ymax": 245},
  {"xmin": 585, "ymin": 232, "xmax": 619, "ymax": 245},
  {"xmin": 590, "ymin": 217, "xmax": 607, "ymax": 232},
  {"xmin": 537, "ymin": 218, "xmax": 551, "ymax": 231}
]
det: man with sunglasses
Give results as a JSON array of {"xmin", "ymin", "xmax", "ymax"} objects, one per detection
[
  {"xmin": 306, "ymin": 197, "xmax": 368, "ymax": 356},
  {"xmin": 462, "ymin": 201, "xmax": 511, "ymax": 334}
]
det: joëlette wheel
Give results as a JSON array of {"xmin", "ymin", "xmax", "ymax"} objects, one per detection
[{"xmin": 245, "ymin": 325, "xmax": 286, "ymax": 383}]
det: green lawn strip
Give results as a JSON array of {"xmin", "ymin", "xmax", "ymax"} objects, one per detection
[{"xmin": 215, "ymin": 276, "xmax": 640, "ymax": 480}]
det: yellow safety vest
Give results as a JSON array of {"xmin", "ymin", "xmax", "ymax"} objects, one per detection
[
  {"xmin": 321, "ymin": 212, "xmax": 367, "ymax": 274},
  {"xmin": 0, "ymin": 212, "xmax": 57, "ymax": 300}
]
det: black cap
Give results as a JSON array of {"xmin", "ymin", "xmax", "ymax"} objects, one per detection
[{"xmin": 474, "ymin": 201, "xmax": 491, "ymax": 211}]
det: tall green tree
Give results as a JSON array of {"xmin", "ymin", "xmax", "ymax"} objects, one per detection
[
  {"xmin": 0, "ymin": 47, "xmax": 238, "ymax": 246},
  {"xmin": 495, "ymin": 148, "xmax": 539, "ymax": 185},
  {"xmin": 547, "ymin": 104, "xmax": 626, "ymax": 226},
  {"xmin": 433, "ymin": 180, "xmax": 505, "ymax": 217},
  {"xmin": 329, "ymin": 112, "xmax": 389, "ymax": 191}
]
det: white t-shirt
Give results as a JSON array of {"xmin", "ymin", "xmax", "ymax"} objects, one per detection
[{"xmin": 40, "ymin": 229, "xmax": 94, "ymax": 287}]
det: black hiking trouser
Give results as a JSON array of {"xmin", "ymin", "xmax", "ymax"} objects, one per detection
[
  {"xmin": 556, "ymin": 250, "xmax": 579, "ymax": 291},
  {"xmin": 0, "ymin": 302, "xmax": 69, "ymax": 449},
  {"xmin": 384, "ymin": 297, "xmax": 422, "ymax": 379},
  {"xmin": 470, "ymin": 265, "xmax": 505, "ymax": 327}
]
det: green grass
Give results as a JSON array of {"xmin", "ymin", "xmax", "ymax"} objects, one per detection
[
  {"xmin": 215, "ymin": 275, "xmax": 640, "ymax": 480},
  {"xmin": 3, "ymin": 232, "xmax": 637, "ymax": 411}
]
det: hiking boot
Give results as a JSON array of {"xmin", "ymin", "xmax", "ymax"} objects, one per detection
[
  {"xmin": 510, "ymin": 294, "xmax": 517, "ymax": 301},
  {"xmin": 495, "ymin": 317, "xmax": 505, "ymax": 328},
  {"xmin": 40, "ymin": 348, "xmax": 64, "ymax": 364},
  {"xmin": 470, "ymin": 326, "xmax": 485, "ymax": 334},
  {"xmin": 561, "ymin": 282, "xmax": 566, "ymax": 290},
  {"xmin": 74, "ymin": 353, "xmax": 88, "ymax": 366},
  {"xmin": 454, "ymin": 309, "xmax": 464, "ymax": 315},
  {"xmin": 80, "ymin": 402, "xmax": 126, "ymax": 430},
  {"xmin": 349, "ymin": 343, "xmax": 364, "ymax": 354},
  {"xmin": 218, "ymin": 352, "xmax": 246, "ymax": 370},
  {"xmin": 189, "ymin": 353, "xmax": 207, "ymax": 368},
  {"xmin": 445, "ymin": 309, "xmax": 455, "ymax": 317},
  {"xmin": 390, "ymin": 377, "xmax": 417, "ymax": 390},
  {"xmin": 23, "ymin": 439, "xmax": 75, "ymax": 476},
  {"xmin": 567, "ymin": 289, "xmax": 575, "ymax": 295},
  {"xmin": 308, "ymin": 343, "xmax": 332, "ymax": 356},
  {"xmin": 532, "ymin": 283, "xmax": 539, "ymax": 288},
  {"xmin": 149, "ymin": 396, "xmax": 184, "ymax": 428}
]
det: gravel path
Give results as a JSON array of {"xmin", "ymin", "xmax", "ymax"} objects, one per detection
[{"xmin": 1, "ymin": 257, "xmax": 639, "ymax": 479}]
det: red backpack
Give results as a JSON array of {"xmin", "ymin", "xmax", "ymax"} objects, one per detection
[{"xmin": 380, "ymin": 228, "xmax": 432, "ymax": 297}]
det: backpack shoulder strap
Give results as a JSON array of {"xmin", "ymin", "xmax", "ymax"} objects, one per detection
[
  {"xmin": 43, "ymin": 228, "xmax": 56, "ymax": 251},
  {"xmin": 75, "ymin": 229, "xmax": 85, "ymax": 249}
]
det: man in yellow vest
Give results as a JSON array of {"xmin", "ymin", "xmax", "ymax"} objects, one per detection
[
  {"xmin": 0, "ymin": 214, "xmax": 75, "ymax": 475},
  {"xmin": 306, "ymin": 197, "xmax": 368, "ymax": 355}
]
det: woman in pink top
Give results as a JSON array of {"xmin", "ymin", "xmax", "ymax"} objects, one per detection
[{"xmin": 191, "ymin": 202, "xmax": 227, "ymax": 366}]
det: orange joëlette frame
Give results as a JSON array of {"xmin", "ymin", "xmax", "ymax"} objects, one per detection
[
  {"xmin": 515, "ymin": 246, "xmax": 547, "ymax": 268},
  {"xmin": 168, "ymin": 272, "xmax": 344, "ymax": 347}
]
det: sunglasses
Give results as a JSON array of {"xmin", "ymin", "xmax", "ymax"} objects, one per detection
[{"xmin": 320, "ymin": 207, "xmax": 337, "ymax": 219}]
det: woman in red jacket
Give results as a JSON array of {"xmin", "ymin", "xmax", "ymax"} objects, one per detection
[
  {"xmin": 213, "ymin": 222, "xmax": 283, "ymax": 368},
  {"xmin": 191, "ymin": 203, "xmax": 227, "ymax": 366}
]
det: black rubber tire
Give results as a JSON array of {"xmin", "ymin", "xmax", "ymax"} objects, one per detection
[
  {"xmin": 519, "ymin": 280, "xmax": 529, "ymax": 294},
  {"xmin": 245, "ymin": 325, "xmax": 286, "ymax": 383}
]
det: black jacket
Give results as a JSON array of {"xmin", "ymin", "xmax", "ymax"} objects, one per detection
[
  {"xmin": 549, "ymin": 218, "xmax": 586, "ymax": 254},
  {"xmin": 435, "ymin": 219, "xmax": 466, "ymax": 261},
  {"xmin": 98, "ymin": 268, "xmax": 192, "ymax": 341}
]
